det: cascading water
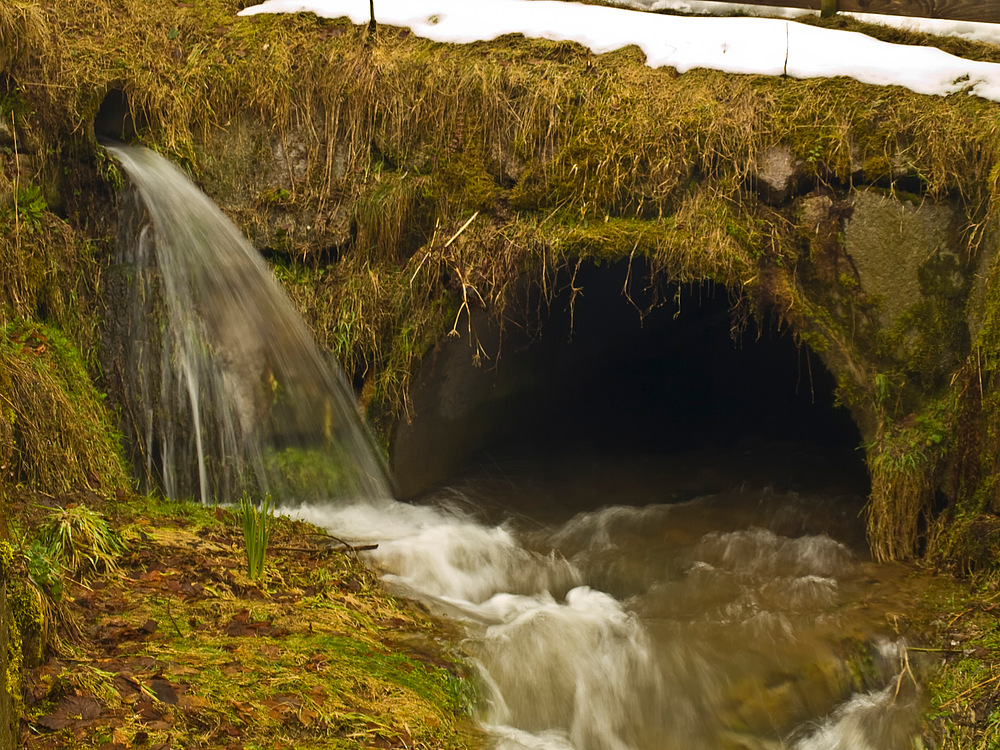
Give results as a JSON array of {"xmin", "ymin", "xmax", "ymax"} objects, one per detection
[
  {"xmin": 109, "ymin": 144, "xmax": 390, "ymax": 505},
  {"xmin": 112, "ymin": 144, "xmax": 926, "ymax": 750},
  {"xmin": 295, "ymin": 469, "xmax": 925, "ymax": 750}
]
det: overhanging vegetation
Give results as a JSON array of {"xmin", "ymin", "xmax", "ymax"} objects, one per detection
[{"xmin": 7, "ymin": 0, "xmax": 1000, "ymax": 560}]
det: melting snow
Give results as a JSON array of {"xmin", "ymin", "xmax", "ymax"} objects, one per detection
[{"xmin": 239, "ymin": 0, "xmax": 1000, "ymax": 103}]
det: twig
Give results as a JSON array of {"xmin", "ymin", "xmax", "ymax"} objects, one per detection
[
  {"xmin": 409, "ymin": 250, "xmax": 431, "ymax": 285},
  {"xmin": 893, "ymin": 648, "xmax": 917, "ymax": 703},
  {"xmin": 444, "ymin": 210, "xmax": 479, "ymax": 248},
  {"xmin": 270, "ymin": 544, "xmax": 378, "ymax": 553},
  {"xmin": 782, "ymin": 23, "xmax": 790, "ymax": 78},
  {"xmin": 163, "ymin": 597, "xmax": 183, "ymax": 638},
  {"xmin": 12, "ymin": 111, "xmax": 22, "ymax": 306},
  {"xmin": 947, "ymin": 609, "xmax": 970, "ymax": 628}
]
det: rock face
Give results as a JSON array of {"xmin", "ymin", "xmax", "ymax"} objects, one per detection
[
  {"xmin": 8, "ymin": 1, "xmax": 1000, "ymax": 564},
  {"xmin": 156, "ymin": 105, "xmax": 987, "ymax": 562},
  {"xmin": 844, "ymin": 190, "xmax": 959, "ymax": 327},
  {"xmin": 392, "ymin": 185, "xmax": 968, "ymax": 497},
  {"xmin": 754, "ymin": 145, "xmax": 805, "ymax": 204},
  {"xmin": 392, "ymin": 310, "xmax": 541, "ymax": 497}
]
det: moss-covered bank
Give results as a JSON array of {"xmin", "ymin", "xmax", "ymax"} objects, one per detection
[{"xmin": 5, "ymin": 495, "xmax": 480, "ymax": 749}]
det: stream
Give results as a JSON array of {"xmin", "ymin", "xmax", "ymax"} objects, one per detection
[{"xmin": 297, "ymin": 438, "xmax": 933, "ymax": 750}]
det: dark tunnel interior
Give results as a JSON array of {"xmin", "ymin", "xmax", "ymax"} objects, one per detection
[
  {"xmin": 94, "ymin": 87, "xmax": 142, "ymax": 143},
  {"xmin": 443, "ymin": 259, "xmax": 870, "ymax": 515}
]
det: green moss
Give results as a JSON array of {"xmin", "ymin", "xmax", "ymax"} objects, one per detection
[
  {"xmin": 1, "ymin": 541, "xmax": 44, "ymax": 727},
  {"xmin": 8, "ymin": 0, "xmax": 1000, "ymax": 573},
  {"xmin": 354, "ymin": 171, "xmax": 437, "ymax": 263},
  {"xmin": 914, "ymin": 577, "xmax": 1000, "ymax": 747},
  {"xmin": 7, "ymin": 576, "xmax": 43, "ymax": 672},
  {"xmin": 263, "ymin": 447, "xmax": 345, "ymax": 499},
  {"xmin": 0, "ymin": 319, "xmax": 130, "ymax": 499},
  {"xmin": 876, "ymin": 298, "xmax": 969, "ymax": 394}
]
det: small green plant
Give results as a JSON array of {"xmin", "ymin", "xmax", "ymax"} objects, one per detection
[
  {"xmin": 9, "ymin": 184, "xmax": 47, "ymax": 232},
  {"xmin": 37, "ymin": 504, "xmax": 126, "ymax": 576},
  {"xmin": 264, "ymin": 187, "xmax": 291, "ymax": 205},
  {"xmin": 238, "ymin": 492, "xmax": 273, "ymax": 583},
  {"xmin": 24, "ymin": 538, "xmax": 66, "ymax": 600}
]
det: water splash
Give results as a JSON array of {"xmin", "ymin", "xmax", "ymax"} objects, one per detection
[
  {"xmin": 109, "ymin": 144, "xmax": 391, "ymax": 506},
  {"xmin": 294, "ymin": 487, "xmax": 923, "ymax": 750}
]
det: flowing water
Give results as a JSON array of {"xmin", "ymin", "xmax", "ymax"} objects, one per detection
[
  {"xmin": 112, "ymin": 145, "xmax": 930, "ymax": 750},
  {"xmin": 296, "ymin": 446, "xmax": 928, "ymax": 750},
  {"xmin": 108, "ymin": 144, "xmax": 390, "ymax": 506}
]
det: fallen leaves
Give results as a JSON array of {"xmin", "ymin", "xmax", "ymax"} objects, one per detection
[
  {"xmin": 36, "ymin": 695, "xmax": 101, "ymax": 731},
  {"xmin": 224, "ymin": 608, "xmax": 288, "ymax": 637}
]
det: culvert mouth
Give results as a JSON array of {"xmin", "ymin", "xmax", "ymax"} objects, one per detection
[
  {"xmin": 94, "ymin": 86, "xmax": 141, "ymax": 143},
  {"xmin": 393, "ymin": 258, "xmax": 868, "ymax": 509}
]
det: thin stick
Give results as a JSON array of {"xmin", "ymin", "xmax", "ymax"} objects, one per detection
[
  {"xmin": 893, "ymin": 648, "xmax": 916, "ymax": 703},
  {"xmin": 12, "ymin": 112, "xmax": 22, "ymax": 307},
  {"xmin": 164, "ymin": 597, "xmax": 183, "ymax": 637},
  {"xmin": 270, "ymin": 544, "xmax": 378, "ymax": 553},
  {"xmin": 444, "ymin": 210, "xmax": 479, "ymax": 248},
  {"xmin": 947, "ymin": 609, "xmax": 969, "ymax": 628}
]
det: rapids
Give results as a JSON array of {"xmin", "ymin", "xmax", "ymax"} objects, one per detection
[
  {"xmin": 296, "ymin": 446, "xmax": 926, "ymax": 750},
  {"xmin": 111, "ymin": 144, "xmax": 928, "ymax": 750}
]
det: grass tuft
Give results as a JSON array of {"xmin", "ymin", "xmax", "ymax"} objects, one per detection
[{"xmin": 37, "ymin": 503, "xmax": 126, "ymax": 576}]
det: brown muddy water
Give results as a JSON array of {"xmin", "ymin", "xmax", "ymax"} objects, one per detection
[{"xmin": 299, "ymin": 439, "xmax": 946, "ymax": 750}]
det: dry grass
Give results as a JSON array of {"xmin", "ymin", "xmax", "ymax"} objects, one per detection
[
  {"xmin": 0, "ymin": 206, "xmax": 103, "ymax": 362},
  {"xmin": 867, "ymin": 457, "xmax": 930, "ymax": 562},
  {"xmin": 12, "ymin": 497, "xmax": 479, "ymax": 750},
  {"xmin": 0, "ymin": 2, "xmax": 48, "ymax": 71}
]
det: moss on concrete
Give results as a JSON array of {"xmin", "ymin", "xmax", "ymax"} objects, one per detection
[{"xmin": 11, "ymin": 0, "xmax": 1000, "ymax": 744}]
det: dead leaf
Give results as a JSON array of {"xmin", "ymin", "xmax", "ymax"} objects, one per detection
[
  {"xmin": 36, "ymin": 694, "xmax": 102, "ymax": 731},
  {"xmin": 148, "ymin": 679, "xmax": 178, "ymax": 705},
  {"xmin": 178, "ymin": 694, "xmax": 211, "ymax": 710},
  {"xmin": 225, "ymin": 609, "xmax": 279, "ymax": 637}
]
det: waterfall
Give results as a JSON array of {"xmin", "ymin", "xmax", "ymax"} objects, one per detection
[{"xmin": 109, "ymin": 144, "xmax": 391, "ymax": 506}]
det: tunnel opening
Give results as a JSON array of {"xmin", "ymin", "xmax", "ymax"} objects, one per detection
[
  {"xmin": 517, "ymin": 262, "xmax": 859, "ymax": 455},
  {"xmin": 419, "ymin": 258, "xmax": 869, "ymax": 528},
  {"xmin": 94, "ymin": 86, "xmax": 143, "ymax": 143}
]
